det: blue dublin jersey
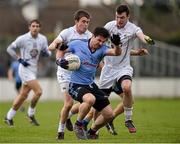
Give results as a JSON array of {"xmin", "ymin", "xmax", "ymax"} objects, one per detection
[{"xmin": 68, "ymin": 39, "xmax": 108, "ymax": 85}]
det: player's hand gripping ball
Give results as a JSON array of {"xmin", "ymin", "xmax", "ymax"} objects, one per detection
[{"xmin": 56, "ymin": 53, "xmax": 81, "ymax": 71}]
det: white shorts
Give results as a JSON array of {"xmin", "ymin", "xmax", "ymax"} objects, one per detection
[
  {"xmin": 18, "ymin": 64, "xmax": 37, "ymax": 84},
  {"xmin": 99, "ymin": 65, "xmax": 133, "ymax": 89},
  {"xmin": 57, "ymin": 66, "xmax": 71, "ymax": 92}
]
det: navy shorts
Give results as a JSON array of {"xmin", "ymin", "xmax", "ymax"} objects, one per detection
[{"xmin": 69, "ymin": 82, "xmax": 110, "ymax": 111}]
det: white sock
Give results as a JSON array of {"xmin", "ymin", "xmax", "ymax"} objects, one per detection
[
  {"xmin": 7, "ymin": 108, "xmax": 16, "ymax": 120},
  {"xmin": 27, "ymin": 106, "xmax": 35, "ymax": 117},
  {"xmin": 58, "ymin": 123, "xmax": 65, "ymax": 132},
  {"xmin": 124, "ymin": 107, "xmax": 133, "ymax": 121},
  {"xmin": 68, "ymin": 111, "xmax": 73, "ymax": 119}
]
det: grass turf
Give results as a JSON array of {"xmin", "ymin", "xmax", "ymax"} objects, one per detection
[{"xmin": 0, "ymin": 98, "xmax": 180, "ymax": 143}]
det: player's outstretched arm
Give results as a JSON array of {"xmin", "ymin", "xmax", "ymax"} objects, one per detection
[{"xmin": 137, "ymin": 32, "xmax": 155, "ymax": 45}]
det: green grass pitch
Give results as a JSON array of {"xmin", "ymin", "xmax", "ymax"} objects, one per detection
[{"xmin": 0, "ymin": 98, "xmax": 180, "ymax": 143}]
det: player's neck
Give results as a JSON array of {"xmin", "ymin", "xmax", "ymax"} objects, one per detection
[{"xmin": 88, "ymin": 39, "xmax": 96, "ymax": 52}]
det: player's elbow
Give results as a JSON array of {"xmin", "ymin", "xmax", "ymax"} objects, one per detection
[
  {"xmin": 7, "ymin": 46, "xmax": 11, "ymax": 54},
  {"xmin": 7, "ymin": 44, "xmax": 15, "ymax": 55}
]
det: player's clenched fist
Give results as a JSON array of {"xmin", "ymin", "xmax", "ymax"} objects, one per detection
[
  {"xmin": 145, "ymin": 36, "xmax": 155, "ymax": 45},
  {"xmin": 18, "ymin": 58, "xmax": 30, "ymax": 67},
  {"xmin": 111, "ymin": 34, "xmax": 122, "ymax": 46}
]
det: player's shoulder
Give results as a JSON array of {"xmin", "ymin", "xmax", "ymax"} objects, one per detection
[
  {"xmin": 15, "ymin": 33, "xmax": 29, "ymax": 42},
  {"xmin": 86, "ymin": 29, "xmax": 92, "ymax": 36},
  {"xmin": 59, "ymin": 26, "xmax": 74, "ymax": 37},
  {"xmin": 17, "ymin": 32, "xmax": 28, "ymax": 39},
  {"xmin": 104, "ymin": 20, "xmax": 116, "ymax": 28},
  {"xmin": 38, "ymin": 33, "xmax": 47, "ymax": 39},
  {"xmin": 126, "ymin": 21, "xmax": 140, "ymax": 29},
  {"xmin": 62, "ymin": 26, "xmax": 74, "ymax": 33}
]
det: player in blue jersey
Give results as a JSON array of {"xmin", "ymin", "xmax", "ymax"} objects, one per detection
[
  {"xmin": 56, "ymin": 27, "xmax": 122, "ymax": 139},
  {"xmin": 48, "ymin": 10, "xmax": 92, "ymax": 140},
  {"xmin": 8, "ymin": 60, "xmax": 22, "ymax": 92}
]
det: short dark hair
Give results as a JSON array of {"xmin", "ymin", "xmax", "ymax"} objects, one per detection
[
  {"xmin": 116, "ymin": 4, "xmax": 130, "ymax": 16},
  {"xmin": 29, "ymin": 19, "xmax": 41, "ymax": 27},
  {"xmin": 93, "ymin": 27, "xmax": 110, "ymax": 38},
  {"xmin": 74, "ymin": 9, "xmax": 91, "ymax": 21}
]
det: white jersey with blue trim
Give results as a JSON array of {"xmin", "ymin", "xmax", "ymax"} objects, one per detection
[
  {"xmin": 68, "ymin": 39, "xmax": 108, "ymax": 85},
  {"xmin": 104, "ymin": 20, "xmax": 142, "ymax": 68},
  {"xmin": 10, "ymin": 32, "xmax": 48, "ymax": 73},
  {"xmin": 56, "ymin": 25, "xmax": 92, "ymax": 79}
]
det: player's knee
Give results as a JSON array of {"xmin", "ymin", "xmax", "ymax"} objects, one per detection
[
  {"xmin": 83, "ymin": 94, "xmax": 95, "ymax": 105},
  {"xmin": 35, "ymin": 89, "xmax": 42, "ymax": 97},
  {"xmin": 122, "ymin": 85, "xmax": 131, "ymax": 94}
]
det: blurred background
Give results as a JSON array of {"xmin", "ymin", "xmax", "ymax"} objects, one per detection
[{"xmin": 0, "ymin": 0, "xmax": 180, "ymax": 100}]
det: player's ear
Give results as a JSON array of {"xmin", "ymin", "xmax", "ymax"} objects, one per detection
[
  {"xmin": 75, "ymin": 20, "xmax": 78, "ymax": 24},
  {"xmin": 28, "ymin": 25, "xmax": 31, "ymax": 31},
  {"xmin": 127, "ymin": 14, "xmax": 130, "ymax": 19}
]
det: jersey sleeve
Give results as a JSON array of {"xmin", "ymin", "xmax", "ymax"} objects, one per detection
[
  {"xmin": 7, "ymin": 36, "xmax": 23, "ymax": 59},
  {"xmin": 41, "ymin": 36, "xmax": 51, "ymax": 57},
  {"xmin": 41, "ymin": 36, "xmax": 48, "ymax": 51},
  {"xmin": 56, "ymin": 28, "xmax": 70, "ymax": 43},
  {"xmin": 134, "ymin": 25, "xmax": 143, "ymax": 35},
  {"xmin": 11, "ymin": 36, "xmax": 23, "ymax": 49}
]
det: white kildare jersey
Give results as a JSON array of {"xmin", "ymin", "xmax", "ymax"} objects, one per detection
[
  {"xmin": 10, "ymin": 32, "xmax": 48, "ymax": 73},
  {"xmin": 56, "ymin": 25, "xmax": 92, "ymax": 85},
  {"xmin": 99, "ymin": 20, "xmax": 142, "ymax": 89},
  {"xmin": 104, "ymin": 20, "xmax": 142, "ymax": 68}
]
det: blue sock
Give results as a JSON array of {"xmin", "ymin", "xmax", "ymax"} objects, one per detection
[{"xmin": 82, "ymin": 119, "xmax": 89, "ymax": 126}]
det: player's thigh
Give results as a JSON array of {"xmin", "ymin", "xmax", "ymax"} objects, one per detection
[
  {"xmin": 26, "ymin": 79, "xmax": 42, "ymax": 94},
  {"xmin": 19, "ymin": 83, "xmax": 31, "ymax": 97},
  {"xmin": 63, "ymin": 91, "xmax": 73, "ymax": 105}
]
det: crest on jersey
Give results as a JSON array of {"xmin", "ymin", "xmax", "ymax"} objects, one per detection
[{"xmin": 30, "ymin": 49, "xmax": 38, "ymax": 58}]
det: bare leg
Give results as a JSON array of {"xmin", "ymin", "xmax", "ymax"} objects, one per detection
[
  {"xmin": 113, "ymin": 102, "xmax": 124, "ymax": 118},
  {"xmin": 27, "ymin": 80, "xmax": 42, "ymax": 108},
  {"xmin": 121, "ymin": 79, "xmax": 136, "ymax": 133},
  {"xmin": 13, "ymin": 84, "xmax": 31, "ymax": 110},
  {"xmin": 77, "ymin": 93, "xmax": 95, "ymax": 121},
  {"xmin": 91, "ymin": 105, "xmax": 113, "ymax": 131},
  {"xmin": 5, "ymin": 83, "xmax": 31, "ymax": 125},
  {"xmin": 69, "ymin": 102, "xmax": 80, "ymax": 117},
  {"xmin": 60, "ymin": 92, "xmax": 73, "ymax": 124}
]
